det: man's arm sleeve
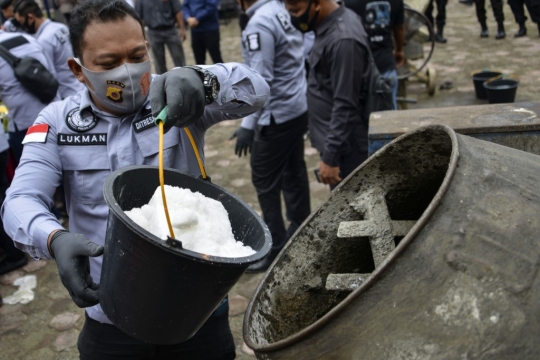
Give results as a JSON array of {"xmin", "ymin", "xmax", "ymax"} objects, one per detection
[
  {"xmin": 2, "ymin": 113, "xmax": 64, "ymax": 260},
  {"xmin": 171, "ymin": 0, "xmax": 183, "ymax": 17},
  {"xmin": 194, "ymin": 62, "xmax": 270, "ymax": 129},
  {"xmin": 322, "ymin": 39, "xmax": 367, "ymax": 167},
  {"xmin": 194, "ymin": 0, "xmax": 219, "ymax": 22},
  {"xmin": 182, "ymin": 0, "xmax": 191, "ymax": 20},
  {"xmin": 240, "ymin": 23, "xmax": 275, "ymax": 130}
]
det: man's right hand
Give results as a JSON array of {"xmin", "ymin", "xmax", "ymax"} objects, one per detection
[
  {"xmin": 149, "ymin": 67, "xmax": 205, "ymax": 131},
  {"xmin": 49, "ymin": 231, "xmax": 104, "ymax": 308},
  {"xmin": 229, "ymin": 127, "xmax": 254, "ymax": 157}
]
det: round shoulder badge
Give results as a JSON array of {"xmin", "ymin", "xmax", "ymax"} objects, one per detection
[{"xmin": 66, "ymin": 107, "xmax": 98, "ymax": 132}]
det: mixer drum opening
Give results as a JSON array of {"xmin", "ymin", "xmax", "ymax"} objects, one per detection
[{"xmin": 245, "ymin": 127, "xmax": 455, "ymax": 346}]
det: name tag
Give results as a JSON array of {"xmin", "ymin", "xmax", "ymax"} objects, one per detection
[
  {"xmin": 58, "ymin": 133, "xmax": 107, "ymax": 145},
  {"xmin": 133, "ymin": 114, "xmax": 155, "ymax": 133}
]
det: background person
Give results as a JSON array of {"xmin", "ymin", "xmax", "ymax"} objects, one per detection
[
  {"xmin": 508, "ymin": 0, "xmax": 540, "ymax": 37},
  {"xmin": 136, "ymin": 0, "xmax": 187, "ymax": 74},
  {"xmin": 424, "ymin": 0, "xmax": 448, "ymax": 43},
  {"xmin": 183, "ymin": 0, "xmax": 224, "ymax": 64},
  {"xmin": 13, "ymin": 0, "xmax": 84, "ymax": 98},
  {"xmin": 0, "ymin": 30, "xmax": 59, "ymax": 165},
  {"xmin": 231, "ymin": 0, "xmax": 311, "ymax": 272},
  {"xmin": 344, "ymin": 0, "xmax": 405, "ymax": 109},
  {"xmin": 2, "ymin": 0, "xmax": 269, "ymax": 358},
  {"xmin": 282, "ymin": 0, "xmax": 372, "ymax": 189},
  {"xmin": 474, "ymin": 0, "xmax": 506, "ymax": 38},
  {"xmin": 1, "ymin": 0, "xmax": 22, "ymax": 32}
]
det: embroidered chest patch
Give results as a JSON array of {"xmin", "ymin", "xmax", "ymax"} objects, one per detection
[{"xmin": 66, "ymin": 107, "xmax": 98, "ymax": 132}]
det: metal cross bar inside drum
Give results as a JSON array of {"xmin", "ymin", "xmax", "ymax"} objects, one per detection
[{"xmin": 326, "ymin": 187, "xmax": 416, "ymax": 291}]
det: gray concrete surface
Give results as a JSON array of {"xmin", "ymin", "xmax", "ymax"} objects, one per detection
[{"xmin": 1, "ymin": 1, "xmax": 540, "ymax": 358}]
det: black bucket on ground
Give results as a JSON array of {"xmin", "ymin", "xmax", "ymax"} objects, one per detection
[
  {"xmin": 471, "ymin": 69, "xmax": 502, "ymax": 99},
  {"xmin": 100, "ymin": 165, "xmax": 271, "ymax": 345},
  {"xmin": 484, "ymin": 77, "xmax": 520, "ymax": 104}
]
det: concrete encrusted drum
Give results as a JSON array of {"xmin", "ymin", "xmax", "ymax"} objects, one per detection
[{"xmin": 244, "ymin": 125, "xmax": 540, "ymax": 359}]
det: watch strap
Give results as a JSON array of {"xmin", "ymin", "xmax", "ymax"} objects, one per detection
[{"xmin": 183, "ymin": 65, "xmax": 219, "ymax": 105}]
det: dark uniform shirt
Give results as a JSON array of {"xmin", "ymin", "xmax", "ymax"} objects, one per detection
[
  {"xmin": 343, "ymin": 0, "xmax": 404, "ymax": 73},
  {"xmin": 135, "ymin": 0, "xmax": 182, "ymax": 30},
  {"xmin": 308, "ymin": 6, "xmax": 370, "ymax": 167}
]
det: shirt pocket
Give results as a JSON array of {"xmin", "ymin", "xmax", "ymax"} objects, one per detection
[
  {"xmin": 135, "ymin": 127, "xmax": 180, "ymax": 166},
  {"xmin": 60, "ymin": 147, "xmax": 111, "ymax": 205}
]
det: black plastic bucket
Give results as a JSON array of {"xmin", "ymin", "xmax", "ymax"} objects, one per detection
[
  {"xmin": 471, "ymin": 69, "xmax": 502, "ymax": 99},
  {"xmin": 483, "ymin": 77, "xmax": 520, "ymax": 104},
  {"xmin": 100, "ymin": 165, "xmax": 271, "ymax": 345}
]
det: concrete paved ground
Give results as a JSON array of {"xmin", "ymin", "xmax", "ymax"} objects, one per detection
[{"xmin": 1, "ymin": 1, "xmax": 540, "ymax": 358}]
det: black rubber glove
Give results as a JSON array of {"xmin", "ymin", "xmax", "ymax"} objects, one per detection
[
  {"xmin": 229, "ymin": 127, "xmax": 254, "ymax": 157},
  {"xmin": 50, "ymin": 231, "xmax": 104, "ymax": 308},
  {"xmin": 149, "ymin": 67, "xmax": 205, "ymax": 131}
]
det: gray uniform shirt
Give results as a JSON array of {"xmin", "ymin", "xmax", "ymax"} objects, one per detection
[
  {"xmin": 0, "ymin": 31, "xmax": 60, "ymax": 132},
  {"xmin": 308, "ymin": 6, "xmax": 370, "ymax": 166},
  {"xmin": 35, "ymin": 19, "xmax": 84, "ymax": 99},
  {"xmin": 240, "ymin": 0, "xmax": 306, "ymax": 129},
  {"xmin": 2, "ymin": 62, "xmax": 269, "ymax": 324}
]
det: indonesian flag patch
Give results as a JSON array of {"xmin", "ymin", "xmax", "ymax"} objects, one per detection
[{"xmin": 22, "ymin": 124, "xmax": 49, "ymax": 144}]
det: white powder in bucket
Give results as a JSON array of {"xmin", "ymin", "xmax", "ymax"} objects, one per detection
[{"xmin": 124, "ymin": 185, "xmax": 256, "ymax": 258}]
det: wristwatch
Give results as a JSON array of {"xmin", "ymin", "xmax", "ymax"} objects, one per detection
[{"xmin": 183, "ymin": 65, "xmax": 220, "ymax": 105}]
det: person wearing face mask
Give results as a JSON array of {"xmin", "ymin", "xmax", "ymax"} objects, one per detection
[
  {"xmin": 1, "ymin": 0, "xmax": 22, "ymax": 32},
  {"xmin": 13, "ymin": 0, "xmax": 84, "ymax": 98},
  {"xmin": 281, "ymin": 0, "xmax": 371, "ymax": 189},
  {"xmin": 230, "ymin": 0, "xmax": 311, "ymax": 273},
  {"xmin": 1, "ymin": 0, "xmax": 269, "ymax": 358}
]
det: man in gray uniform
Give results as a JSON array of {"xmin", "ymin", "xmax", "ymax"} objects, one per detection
[
  {"xmin": 0, "ymin": 30, "xmax": 59, "ymax": 163},
  {"xmin": 13, "ymin": 0, "xmax": 84, "ymax": 98},
  {"xmin": 1, "ymin": 0, "xmax": 22, "ymax": 32},
  {"xmin": 231, "ymin": 0, "xmax": 311, "ymax": 272},
  {"xmin": 0, "ymin": 32, "xmax": 31, "ymax": 272},
  {"xmin": 136, "ymin": 0, "xmax": 187, "ymax": 74},
  {"xmin": 282, "ymin": 0, "xmax": 371, "ymax": 188},
  {"xmin": 2, "ymin": 0, "xmax": 268, "ymax": 358}
]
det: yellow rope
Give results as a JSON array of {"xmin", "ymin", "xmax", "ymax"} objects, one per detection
[
  {"xmin": 183, "ymin": 127, "xmax": 207, "ymax": 179},
  {"xmin": 158, "ymin": 121, "xmax": 176, "ymax": 239}
]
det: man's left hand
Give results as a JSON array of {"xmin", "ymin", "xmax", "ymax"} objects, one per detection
[
  {"xmin": 394, "ymin": 50, "xmax": 405, "ymax": 68},
  {"xmin": 187, "ymin": 17, "xmax": 199, "ymax": 28},
  {"xmin": 319, "ymin": 161, "xmax": 341, "ymax": 185}
]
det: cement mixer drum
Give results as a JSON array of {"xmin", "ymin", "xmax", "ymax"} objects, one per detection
[{"xmin": 244, "ymin": 125, "xmax": 540, "ymax": 359}]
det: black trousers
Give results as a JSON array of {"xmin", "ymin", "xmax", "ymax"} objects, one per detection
[
  {"xmin": 425, "ymin": 0, "xmax": 448, "ymax": 29},
  {"xmin": 508, "ymin": 0, "xmax": 540, "ymax": 23},
  {"xmin": 251, "ymin": 113, "xmax": 311, "ymax": 250},
  {"xmin": 78, "ymin": 308, "xmax": 235, "ymax": 360},
  {"xmin": 0, "ymin": 150, "xmax": 25, "ymax": 262},
  {"xmin": 191, "ymin": 30, "xmax": 223, "ymax": 65},
  {"xmin": 475, "ymin": 0, "xmax": 505, "ymax": 24}
]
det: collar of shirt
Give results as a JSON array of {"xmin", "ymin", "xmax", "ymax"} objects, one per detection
[
  {"xmin": 35, "ymin": 18, "xmax": 51, "ymax": 39},
  {"xmin": 315, "ymin": 5, "xmax": 345, "ymax": 36},
  {"xmin": 246, "ymin": 0, "xmax": 273, "ymax": 17}
]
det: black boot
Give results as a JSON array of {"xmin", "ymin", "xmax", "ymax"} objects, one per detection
[
  {"xmin": 459, "ymin": 0, "xmax": 474, "ymax": 5},
  {"xmin": 515, "ymin": 23, "xmax": 527, "ymax": 37},
  {"xmin": 245, "ymin": 245, "xmax": 283, "ymax": 273},
  {"xmin": 480, "ymin": 22, "xmax": 489, "ymax": 37},
  {"xmin": 495, "ymin": 22, "xmax": 506, "ymax": 39},
  {"xmin": 435, "ymin": 27, "xmax": 447, "ymax": 43}
]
